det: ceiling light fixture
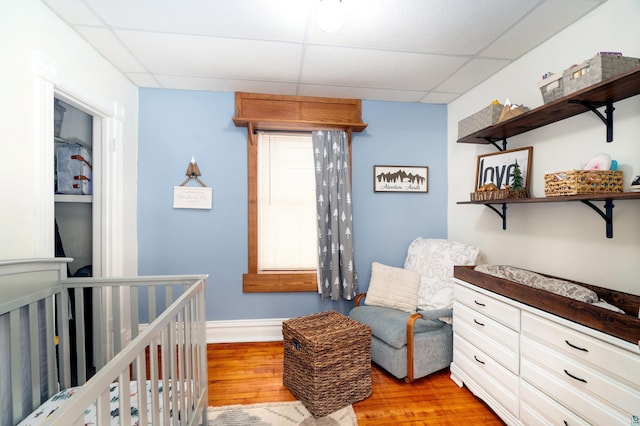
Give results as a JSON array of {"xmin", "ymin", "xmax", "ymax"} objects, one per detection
[{"xmin": 316, "ymin": 0, "xmax": 344, "ymax": 33}]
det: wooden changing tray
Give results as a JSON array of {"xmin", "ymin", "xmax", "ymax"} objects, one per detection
[{"xmin": 453, "ymin": 265, "xmax": 640, "ymax": 345}]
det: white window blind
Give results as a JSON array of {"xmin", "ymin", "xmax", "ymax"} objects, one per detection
[{"xmin": 258, "ymin": 132, "xmax": 317, "ymax": 270}]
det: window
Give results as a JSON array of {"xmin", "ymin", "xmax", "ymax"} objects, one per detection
[
  {"xmin": 257, "ymin": 132, "xmax": 317, "ymax": 271},
  {"xmin": 234, "ymin": 92, "xmax": 366, "ymax": 293},
  {"xmin": 243, "ymin": 130, "xmax": 320, "ymax": 293}
]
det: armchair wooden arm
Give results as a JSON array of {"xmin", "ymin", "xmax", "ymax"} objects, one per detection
[
  {"xmin": 406, "ymin": 312, "xmax": 423, "ymax": 382},
  {"xmin": 354, "ymin": 292, "xmax": 421, "ymax": 382}
]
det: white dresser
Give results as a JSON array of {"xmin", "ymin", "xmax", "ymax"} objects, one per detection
[{"xmin": 450, "ymin": 278, "xmax": 640, "ymax": 426}]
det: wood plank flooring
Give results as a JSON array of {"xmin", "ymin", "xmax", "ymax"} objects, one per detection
[{"xmin": 208, "ymin": 342, "xmax": 505, "ymax": 425}]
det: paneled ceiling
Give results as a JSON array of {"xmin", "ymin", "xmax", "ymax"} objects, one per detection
[{"xmin": 41, "ymin": 0, "xmax": 606, "ymax": 103}]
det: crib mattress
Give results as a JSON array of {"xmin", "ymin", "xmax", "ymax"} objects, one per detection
[{"xmin": 19, "ymin": 380, "xmax": 180, "ymax": 425}]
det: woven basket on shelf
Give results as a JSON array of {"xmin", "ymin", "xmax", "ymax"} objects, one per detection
[
  {"xmin": 470, "ymin": 189, "xmax": 530, "ymax": 201},
  {"xmin": 282, "ymin": 310, "xmax": 372, "ymax": 417},
  {"xmin": 458, "ymin": 103, "xmax": 503, "ymax": 139},
  {"xmin": 544, "ymin": 170, "xmax": 623, "ymax": 196}
]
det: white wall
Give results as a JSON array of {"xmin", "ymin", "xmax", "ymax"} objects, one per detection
[
  {"xmin": 448, "ymin": 0, "xmax": 640, "ymax": 295},
  {"xmin": 0, "ymin": 0, "xmax": 139, "ymax": 275}
]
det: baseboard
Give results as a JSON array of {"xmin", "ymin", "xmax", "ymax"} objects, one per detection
[{"xmin": 206, "ymin": 318, "xmax": 288, "ymax": 343}]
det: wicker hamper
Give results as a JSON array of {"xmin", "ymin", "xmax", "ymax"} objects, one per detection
[
  {"xmin": 282, "ymin": 310, "xmax": 372, "ymax": 417},
  {"xmin": 544, "ymin": 170, "xmax": 623, "ymax": 196}
]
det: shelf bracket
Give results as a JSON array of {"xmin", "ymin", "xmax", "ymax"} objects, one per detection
[
  {"xmin": 568, "ymin": 100, "xmax": 615, "ymax": 142},
  {"xmin": 485, "ymin": 203, "xmax": 508, "ymax": 230},
  {"xmin": 580, "ymin": 199, "xmax": 614, "ymax": 238},
  {"xmin": 484, "ymin": 137, "xmax": 507, "ymax": 151}
]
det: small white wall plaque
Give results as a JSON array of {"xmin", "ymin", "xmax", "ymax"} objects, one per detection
[{"xmin": 173, "ymin": 186, "xmax": 212, "ymax": 209}]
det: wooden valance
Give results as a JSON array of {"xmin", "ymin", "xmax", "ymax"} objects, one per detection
[{"xmin": 232, "ymin": 92, "xmax": 367, "ymax": 132}]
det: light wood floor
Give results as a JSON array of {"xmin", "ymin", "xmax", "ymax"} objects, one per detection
[{"xmin": 208, "ymin": 342, "xmax": 505, "ymax": 425}]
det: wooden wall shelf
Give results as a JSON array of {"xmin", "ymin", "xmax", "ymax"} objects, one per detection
[
  {"xmin": 458, "ymin": 66, "xmax": 640, "ymax": 237},
  {"xmin": 458, "ymin": 192, "xmax": 640, "ymax": 238},
  {"xmin": 457, "ymin": 66, "xmax": 640, "ymax": 148}
]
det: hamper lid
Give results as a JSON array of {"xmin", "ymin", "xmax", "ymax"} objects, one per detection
[{"xmin": 283, "ymin": 310, "xmax": 369, "ymax": 341}]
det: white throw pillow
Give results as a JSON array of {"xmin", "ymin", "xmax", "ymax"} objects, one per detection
[
  {"xmin": 404, "ymin": 238, "xmax": 480, "ymax": 310},
  {"xmin": 364, "ymin": 262, "xmax": 421, "ymax": 313},
  {"xmin": 422, "ymin": 286, "xmax": 454, "ymax": 310}
]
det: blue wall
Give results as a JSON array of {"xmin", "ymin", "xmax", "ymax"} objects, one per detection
[{"xmin": 138, "ymin": 89, "xmax": 447, "ymax": 320}]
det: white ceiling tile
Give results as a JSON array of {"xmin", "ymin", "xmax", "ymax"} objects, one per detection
[
  {"xmin": 298, "ymin": 84, "xmax": 427, "ymax": 103},
  {"xmin": 76, "ymin": 26, "xmax": 146, "ymax": 73},
  {"xmin": 85, "ymin": 0, "xmax": 312, "ymax": 41},
  {"xmin": 307, "ymin": 0, "xmax": 540, "ymax": 55},
  {"xmin": 420, "ymin": 92, "xmax": 461, "ymax": 104},
  {"xmin": 301, "ymin": 46, "xmax": 468, "ymax": 91},
  {"xmin": 116, "ymin": 30, "xmax": 303, "ymax": 80},
  {"xmin": 126, "ymin": 73, "xmax": 162, "ymax": 88},
  {"xmin": 436, "ymin": 58, "xmax": 511, "ymax": 93},
  {"xmin": 480, "ymin": 0, "xmax": 605, "ymax": 59},
  {"xmin": 40, "ymin": 0, "xmax": 609, "ymax": 103},
  {"xmin": 155, "ymin": 76, "xmax": 299, "ymax": 95},
  {"xmin": 41, "ymin": 0, "xmax": 103, "ymax": 25}
]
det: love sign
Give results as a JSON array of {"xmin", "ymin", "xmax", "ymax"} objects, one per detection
[{"xmin": 475, "ymin": 147, "xmax": 533, "ymax": 191}]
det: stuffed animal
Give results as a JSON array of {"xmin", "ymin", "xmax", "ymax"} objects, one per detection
[{"xmin": 584, "ymin": 153, "xmax": 612, "ymax": 170}]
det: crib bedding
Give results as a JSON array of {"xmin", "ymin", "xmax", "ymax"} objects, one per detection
[{"xmin": 19, "ymin": 380, "xmax": 185, "ymax": 425}]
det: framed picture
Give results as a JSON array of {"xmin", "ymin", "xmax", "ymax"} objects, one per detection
[
  {"xmin": 475, "ymin": 146, "xmax": 533, "ymax": 191},
  {"xmin": 374, "ymin": 165, "xmax": 428, "ymax": 193}
]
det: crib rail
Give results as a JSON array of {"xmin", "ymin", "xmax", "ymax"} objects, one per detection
[
  {"xmin": 58, "ymin": 275, "xmax": 207, "ymax": 388},
  {"xmin": 49, "ymin": 275, "xmax": 208, "ymax": 426},
  {"xmin": 0, "ymin": 259, "xmax": 208, "ymax": 426},
  {"xmin": 0, "ymin": 259, "xmax": 69, "ymax": 426}
]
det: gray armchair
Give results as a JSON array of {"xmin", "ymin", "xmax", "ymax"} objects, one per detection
[{"xmin": 349, "ymin": 238, "xmax": 480, "ymax": 382}]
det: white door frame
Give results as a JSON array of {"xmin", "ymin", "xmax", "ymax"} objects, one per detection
[
  {"xmin": 32, "ymin": 50, "xmax": 125, "ymax": 277},
  {"xmin": 33, "ymin": 50, "xmax": 129, "ymax": 360}
]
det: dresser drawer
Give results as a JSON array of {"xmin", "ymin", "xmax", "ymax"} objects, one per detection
[
  {"xmin": 454, "ymin": 283, "xmax": 520, "ymax": 331},
  {"xmin": 520, "ymin": 380, "xmax": 588, "ymax": 426},
  {"xmin": 521, "ymin": 336, "xmax": 638, "ymax": 424},
  {"xmin": 453, "ymin": 301, "xmax": 519, "ymax": 373},
  {"xmin": 521, "ymin": 312, "xmax": 640, "ymax": 387},
  {"xmin": 453, "ymin": 334, "xmax": 519, "ymax": 417}
]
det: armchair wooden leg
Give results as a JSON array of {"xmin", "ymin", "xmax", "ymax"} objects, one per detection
[{"xmin": 405, "ymin": 313, "xmax": 423, "ymax": 382}]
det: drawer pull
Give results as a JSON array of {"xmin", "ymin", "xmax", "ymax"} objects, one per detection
[
  {"xmin": 564, "ymin": 369, "xmax": 587, "ymax": 383},
  {"xmin": 565, "ymin": 339, "xmax": 589, "ymax": 352},
  {"xmin": 474, "ymin": 300, "xmax": 486, "ymax": 307},
  {"xmin": 474, "ymin": 355, "xmax": 485, "ymax": 365},
  {"xmin": 563, "ymin": 421, "xmax": 568, "ymax": 426},
  {"xmin": 473, "ymin": 319, "xmax": 485, "ymax": 327}
]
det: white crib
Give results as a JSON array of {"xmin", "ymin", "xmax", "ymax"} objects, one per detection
[{"xmin": 0, "ymin": 258, "xmax": 208, "ymax": 425}]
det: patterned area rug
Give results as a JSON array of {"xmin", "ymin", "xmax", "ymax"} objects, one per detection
[{"xmin": 208, "ymin": 401, "xmax": 358, "ymax": 425}]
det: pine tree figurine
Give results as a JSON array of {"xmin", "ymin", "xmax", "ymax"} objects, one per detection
[{"xmin": 511, "ymin": 160, "xmax": 524, "ymax": 190}]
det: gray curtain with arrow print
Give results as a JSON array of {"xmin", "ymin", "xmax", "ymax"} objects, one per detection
[{"xmin": 312, "ymin": 130, "xmax": 358, "ymax": 300}]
